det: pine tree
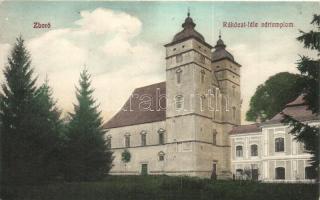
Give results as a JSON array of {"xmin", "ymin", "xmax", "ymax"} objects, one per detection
[
  {"xmin": 34, "ymin": 78, "xmax": 65, "ymax": 180},
  {"xmin": 0, "ymin": 36, "xmax": 64, "ymax": 184},
  {"xmin": 64, "ymin": 69, "xmax": 113, "ymax": 181},
  {"xmin": 0, "ymin": 36, "xmax": 40, "ymax": 184},
  {"xmin": 282, "ymin": 14, "xmax": 320, "ymax": 170}
]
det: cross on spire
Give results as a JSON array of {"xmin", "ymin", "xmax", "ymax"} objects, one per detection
[{"xmin": 219, "ymin": 30, "xmax": 221, "ymax": 39}]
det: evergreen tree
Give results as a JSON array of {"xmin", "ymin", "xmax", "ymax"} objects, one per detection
[
  {"xmin": 64, "ymin": 69, "xmax": 113, "ymax": 181},
  {"xmin": 282, "ymin": 14, "xmax": 320, "ymax": 170},
  {"xmin": 34, "ymin": 78, "xmax": 65, "ymax": 180},
  {"xmin": 0, "ymin": 37, "xmax": 37, "ymax": 184},
  {"xmin": 0, "ymin": 36, "xmax": 64, "ymax": 184}
]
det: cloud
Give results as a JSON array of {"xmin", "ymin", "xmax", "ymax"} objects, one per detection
[
  {"xmin": 75, "ymin": 8, "xmax": 142, "ymax": 38},
  {"xmin": 1, "ymin": 7, "xmax": 311, "ymax": 125},
  {"xmin": 229, "ymin": 31, "xmax": 305, "ymax": 124},
  {"xmin": 0, "ymin": 8, "xmax": 164, "ymax": 121}
]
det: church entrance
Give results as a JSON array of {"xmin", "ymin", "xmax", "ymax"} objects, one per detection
[{"xmin": 141, "ymin": 164, "xmax": 148, "ymax": 175}]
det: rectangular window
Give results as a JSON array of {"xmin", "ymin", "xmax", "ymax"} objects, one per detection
[
  {"xmin": 275, "ymin": 138, "xmax": 284, "ymax": 152},
  {"xmin": 251, "ymin": 144, "xmax": 258, "ymax": 156},
  {"xmin": 236, "ymin": 146, "xmax": 243, "ymax": 157},
  {"xmin": 305, "ymin": 166, "xmax": 317, "ymax": 179},
  {"xmin": 176, "ymin": 54, "xmax": 183, "ymax": 63}
]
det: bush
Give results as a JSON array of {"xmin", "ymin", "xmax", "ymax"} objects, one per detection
[{"xmin": 1, "ymin": 176, "xmax": 318, "ymax": 200}]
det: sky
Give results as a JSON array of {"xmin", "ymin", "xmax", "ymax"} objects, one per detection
[{"xmin": 0, "ymin": 1, "xmax": 319, "ymax": 124}]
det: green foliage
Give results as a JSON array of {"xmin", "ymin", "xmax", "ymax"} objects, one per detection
[
  {"xmin": 1, "ymin": 176, "xmax": 318, "ymax": 200},
  {"xmin": 282, "ymin": 114, "xmax": 319, "ymax": 167},
  {"xmin": 63, "ymin": 69, "xmax": 113, "ymax": 181},
  {"xmin": 121, "ymin": 149, "xmax": 131, "ymax": 163},
  {"xmin": 246, "ymin": 72, "xmax": 304, "ymax": 122},
  {"xmin": 282, "ymin": 14, "xmax": 320, "ymax": 170},
  {"xmin": 0, "ymin": 36, "xmax": 63, "ymax": 184},
  {"xmin": 34, "ymin": 79, "xmax": 65, "ymax": 180}
]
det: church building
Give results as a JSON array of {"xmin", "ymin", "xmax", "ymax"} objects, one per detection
[
  {"xmin": 104, "ymin": 12, "xmax": 240, "ymax": 178},
  {"xmin": 103, "ymin": 12, "xmax": 318, "ymax": 181}
]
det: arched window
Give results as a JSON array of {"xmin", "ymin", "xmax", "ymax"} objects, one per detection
[
  {"xmin": 212, "ymin": 130, "xmax": 217, "ymax": 145},
  {"xmin": 176, "ymin": 68, "xmax": 182, "ymax": 84},
  {"xmin": 200, "ymin": 54, "xmax": 205, "ymax": 64},
  {"xmin": 275, "ymin": 167, "xmax": 285, "ymax": 180},
  {"xmin": 141, "ymin": 131, "xmax": 147, "ymax": 146},
  {"xmin": 305, "ymin": 166, "xmax": 317, "ymax": 179},
  {"xmin": 201, "ymin": 70, "xmax": 205, "ymax": 83},
  {"xmin": 232, "ymin": 85, "xmax": 236, "ymax": 97},
  {"xmin": 125, "ymin": 134, "xmax": 130, "ymax": 148},
  {"xmin": 236, "ymin": 146, "xmax": 243, "ymax": 157},
  {"xmin": 251, "ymin": 144, "xmax": 258, "ymax": 156},
  {"xmin": 275, "ymin": 138, "xmax": 284, "ymax": 152},
  {"xmin": 200, "ymin": 95, "xmax": 206, "ymax": 111},
  {"xmin": 175, "ymin": 95, "xmax": 184, "ymax": 110},
  {"xmin": 158, "ymin": 151, "xmax": 165, "ymax": 161},
  {"xmin": 158, "ymin": 129, "xmax": 165, "ymax": 145}
]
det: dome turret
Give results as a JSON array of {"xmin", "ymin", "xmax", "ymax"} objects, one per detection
[
  {"xmin": 212, "ymin": 34, "xmax": 234, "ymax": 61},
  {"xmin": 172, "ymin": 11, "xmax": 205, "ymax": 43}
]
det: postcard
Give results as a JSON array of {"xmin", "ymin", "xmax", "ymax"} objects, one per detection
[{"xmin": 0, "ymin": 1, "xmax": 319, "ymax": 200}]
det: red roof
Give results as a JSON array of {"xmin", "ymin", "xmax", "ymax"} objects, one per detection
[
  {"xmin": 103, "ymin": 82, "xmax": 166, "ymax": 129},
  {"xmin": 229, "ymin": 123, "xmax": 261, "ymax": 135}
]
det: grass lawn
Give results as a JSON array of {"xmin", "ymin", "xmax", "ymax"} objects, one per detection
[{"xmin": 1, "ymin": 175, "xmax": 318, "ymax": 200}]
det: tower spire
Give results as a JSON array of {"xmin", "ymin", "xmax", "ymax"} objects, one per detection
[
  {"xmin": 219, "ymin": 30, "xmax": 221, "ymax": 39},
  {"xmin": 187, "ymin": 8, "xmax": 190, "ymax": 17}
]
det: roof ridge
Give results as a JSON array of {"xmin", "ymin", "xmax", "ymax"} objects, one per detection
[{"xmin": 134, "ymin": 81, "xmax": 165, "ymax": 90}]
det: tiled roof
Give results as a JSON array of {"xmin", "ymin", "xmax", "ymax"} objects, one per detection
[
  {"xmin": 264, "ymin": 94, "xmax": 318, "ymax": 124},
  {"xmin": 103, "ymin": 82, "xmax": 166, "ymax": 129},
  {"xmin": 230, "ymin": 94, "xmax": 319, "ymax": 134},
  {"xmin": 229, "ymin": 123, "xmax": 261, "ymax": 135}
]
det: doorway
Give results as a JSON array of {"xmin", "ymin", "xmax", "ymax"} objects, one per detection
[
  {"xmin": 211, "ymin": 162, "xmax": 217, "ymax": 180},
  {"xmin": 141, "ymin": 164, "xmax": 148, "ymax": 175}
]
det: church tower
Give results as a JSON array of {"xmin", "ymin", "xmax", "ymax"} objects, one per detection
[
  {"xmin": 164, "ymin": 12, "xmax": 234, "ymax": 178},
  {"xmin": 211, "ymin": 35, "xmax": 241, "ymax": 129}
]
